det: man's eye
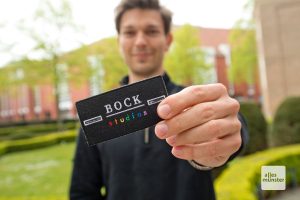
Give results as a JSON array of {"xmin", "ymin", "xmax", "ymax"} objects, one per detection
[
  {"xmin": 146, "ymin": 29, "xmax": 159, "ymax": 35},
  {"xmin": 123, "ymin": 31, "xmax": 135, "ymax": 37}
]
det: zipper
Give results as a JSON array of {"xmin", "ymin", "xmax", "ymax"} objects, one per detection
[{"xmin": 144, "ymin": 127, "xmax": 150, "ymax": 144}]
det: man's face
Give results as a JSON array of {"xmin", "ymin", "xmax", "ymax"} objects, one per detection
[{"xmin": 118, "ymin": 8, "xmax": 172, "ymax": 76}]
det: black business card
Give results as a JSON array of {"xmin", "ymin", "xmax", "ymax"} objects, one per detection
[{"xmin": 76, "ymin": 76, "xmax": 168, "ymax": 145}]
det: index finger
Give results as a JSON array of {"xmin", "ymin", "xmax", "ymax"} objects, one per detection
[{"xmin": 157, "ymin": 84, "xmax": 227, "ymax": 119}]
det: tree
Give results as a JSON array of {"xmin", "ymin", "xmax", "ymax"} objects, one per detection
[
  {"xmin": 228, "ymin": 0, "xmax": 258, "ymax": 97},
  {"xmin": 164, "ymin": 24, "xmax": 211, "ymax": 86},
  {"xmin": 64, "ymin": 37, "xmax": 127, "ymax": 91},
  {"xmin": 16, "ymin": 0, "xmax": 85, "ymax": 127},
  {"xmin": 100, "ymin": 37, "xmax": 127, "ymax": 90},
  {"xmin": 228, "ymin": 19, "xmax": 258, "ymax": 85}
]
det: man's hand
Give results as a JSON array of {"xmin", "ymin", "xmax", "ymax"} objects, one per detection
[{"xmin": 154, "ymin": 84, "xmax": 242, "ymax": 168}]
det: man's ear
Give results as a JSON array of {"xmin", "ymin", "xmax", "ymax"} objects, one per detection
[{"xmin": 165, "ymin": 33, "xmax": 173, "ymax": 51}]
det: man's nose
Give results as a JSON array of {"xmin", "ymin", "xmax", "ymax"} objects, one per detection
[{"xmin": 134, "ymin": 32, "xmax": 147, "ymax": 47}]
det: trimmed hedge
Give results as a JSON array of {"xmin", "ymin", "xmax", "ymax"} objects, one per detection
[
  {"xmin": 215, "ymin": 144, "xmax": 300, "ymax": 200},
  {"xmin": 0, "ymin": 122, "xmax": 77, "ymax": 141},
  {"xmin": 0, "ymin": 130, "xmax": 77, "ymax": 156},
  {"xmin": 272, "ymin": 97, "xmax": 300, "ymax": 146},
  {"xmin": 0, "ymin": 197, "xmax": 67, "ymax": 200},
  {"xmin": 0, "ymin": 119, "xmax": 77, "ymax": 128},
  {"xmin": 239, "ymin": 102, "xmax": 268, "ymax": 154}
]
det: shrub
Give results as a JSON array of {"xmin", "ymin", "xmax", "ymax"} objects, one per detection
[
  {"xmin": 0, "ymin": 122, "xmax": 78, "ymax": 141},
  {"xmin": 0, "ymin": 197, "xmax": 67, "ymax": 200},
  {"xmin": 215, "ymin": 144, "xmax": 300, "ymax": 200},
  {"xmin": 0, "ymin": 130, "xmax": 77, "ymax": 156},
  {"xmin": 0, "ymin": 142, "xmax": 6, "ymax": 155},
  {"xmin": 239, "ymin": 102, "xmax": 268, "ymax": 154},
  {"xmin": 272, "ymin": 96, "xmax": 300, "ymax": 146}
]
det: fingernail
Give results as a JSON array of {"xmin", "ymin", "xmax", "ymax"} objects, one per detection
[
  {"xmin": 158, "ymin": 104, "xmax": 171, "ymax": 118},
  {"xmin": 173, "ymin": 146, "xmax": 184, "ymax": 157},
  {"xmin": 155, "ymin": 122, "xmax": 168, "ymax": 138},
  {"xmin": 167, "ymin": 136, "xmax": 176, "ymax": 146}
]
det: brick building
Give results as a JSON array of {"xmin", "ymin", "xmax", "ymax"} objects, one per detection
[{"xmin": 0, "ymin": 27, "xmax": 261, "ymax": 123}]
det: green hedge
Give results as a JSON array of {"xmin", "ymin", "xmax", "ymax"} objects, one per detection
[
  {"xmin": 272, "ymin": 97, "xmax": 300, "ymax": 146},
  {"xmin": 215, "ymin": 144, "xmax": 300, "ymax": 200},
  {"xmin": 0, "ymin": 122, "xmax": 77, "ymax": 141},
  {"xmin": 0, "ymin": 130, "xmax": 77, "ymax": 156},
  {"xmin": 239, "ymin": 102, "xmax": 268, "ymax": 154},
  {"xmin": 0, "ymin": 197, "xmax": 67, "ymax": 200}
]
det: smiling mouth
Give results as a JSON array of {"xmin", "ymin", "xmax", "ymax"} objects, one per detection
[
  {"xmin": 133, "ymin": 53, "xmax": 152, "ymax": 61},
  {"xmin": 133, "ymin": 52, "xmax": 151, "ymax": 56}
]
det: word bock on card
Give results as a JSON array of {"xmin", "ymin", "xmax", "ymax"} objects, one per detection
[{"xmin": 76, "ymin": 76, "xmax": 168, "ymax": 145}]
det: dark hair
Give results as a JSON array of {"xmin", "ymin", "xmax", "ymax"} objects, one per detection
[{"xmin": 115, "ymin": 0, "xmax": 172, "ymax": 35}]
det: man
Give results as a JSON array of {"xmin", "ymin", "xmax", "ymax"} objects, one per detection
[{"xmin": 70, "ymin": 0, "xmax": 248, "ymax": 199}]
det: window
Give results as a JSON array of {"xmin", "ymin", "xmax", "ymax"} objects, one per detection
[
  {"xmin": 88, "ymin": 55, "xmax": 104, "ymax": 96},
  {"xmin": 201, "ymin": 47, "xmax": 217, "ymax": 84},
  {"xmin": 18, "ymin": 85, "xmax": 29, "ymax": 117},
  {"xmin": 34, "ymin": 86, "xmax": 42, "ymax": 114},
  {"xmin": 57, "ymin": 63, "xmax": 72, "ymax": 111}
]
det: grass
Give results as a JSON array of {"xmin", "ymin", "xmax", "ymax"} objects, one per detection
[{"xmin": 0, "ymin": 142, "xmax": 75, "ymax": 200}]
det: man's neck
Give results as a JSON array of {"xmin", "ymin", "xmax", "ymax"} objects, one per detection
[{"xmin": 128, "ymin": 69, "xmax": 164, "ymax": 84}]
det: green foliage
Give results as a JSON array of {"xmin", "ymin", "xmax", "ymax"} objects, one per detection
[
  {"xmin": 0, "ymin": 69, "xmax": 7, "ymax": 92},
  {"xmin": 99, "ymin": 37, "xmax": 127, "ymax": 90},
  {"xmin": 0, "ymin": 59, "xmax": 53, "ymax": 91},
  {"xmin": 26, "ymin": 0, "xmax": 80, "ymax": 58},
  {"xmin": 228, "ymin": 19, "xmax": 258, "ymax": 85},
  {"xmin": 0, "ymin": 143, "xmax": 5, "ymax": 156},
  {"xmin": 0, "ymin": 142, "xmax": 75, "ymax": 199},
  {"xmin": 62, "ymin": 45, "xmax": 94, "ymax": 86},
  {"xmin": 0, "ymin": 36, "xmax": 126, "ymax": 103},
  {"xmin": 4, "ymin": 0, "xmax": 85, "ymax": 124},
  {"xmin": 14, "ymin": 0, "xmax": 82, "ymax": 85},
  {"xmin": 65, "ymin": 37, "xmax": 127, "ymax": 91},
  {"xmin": 0, "ymin": 122, "xmax": 77, "ymax": 141},
  {"xmin": 271, "ymin": 97, "xmax": 300, "ymax": 146},
  {"xmin": 0, "ymin": 197, "xmax": 67, "ymax": 200},
  {"xmin": 215, "ymin": 144, "xmax": 300, "ymax": 200},
  {"xmin": 164, "ymin": 24, "xmax": 211, "ymax": 85},
  {"xmin": 239, "ymin": 102, "xmax": 268, "ymax": 154},
  {"xmin": 0, "ymin": 130, "xmax": 76, "ymax": 156}
]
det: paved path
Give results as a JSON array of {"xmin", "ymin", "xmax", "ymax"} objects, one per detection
[{"xmin": 268, "ymin": 188, "xmax": 300, "ymax": 200}]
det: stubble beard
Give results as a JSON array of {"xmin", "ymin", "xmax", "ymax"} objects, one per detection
[{"xmin": 129, "ymin": 62, "xmax": 163, "ymax": 78}]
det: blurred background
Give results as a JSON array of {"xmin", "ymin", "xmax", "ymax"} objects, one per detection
[{"xmin": 0, "ymin": 0, "xmax": 299, "ymax": 199}]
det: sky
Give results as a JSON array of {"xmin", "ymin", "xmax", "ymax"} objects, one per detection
[{"xmin": 0, "ymin": 0, "xmax": 250, "ymax": 67}]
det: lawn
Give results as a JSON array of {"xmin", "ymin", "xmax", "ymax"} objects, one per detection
[{"xmin": 0, "ymin": 142, "xmax": 75, "ymax": 200}]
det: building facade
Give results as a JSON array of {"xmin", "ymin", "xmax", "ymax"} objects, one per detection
[
  {"xmin": 255, "ymin": 0, "xmax": 300, "ymax": 118},
  {"xmin": 0, "ymin": 27, "xmax": 261, "ymax": 123}
]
